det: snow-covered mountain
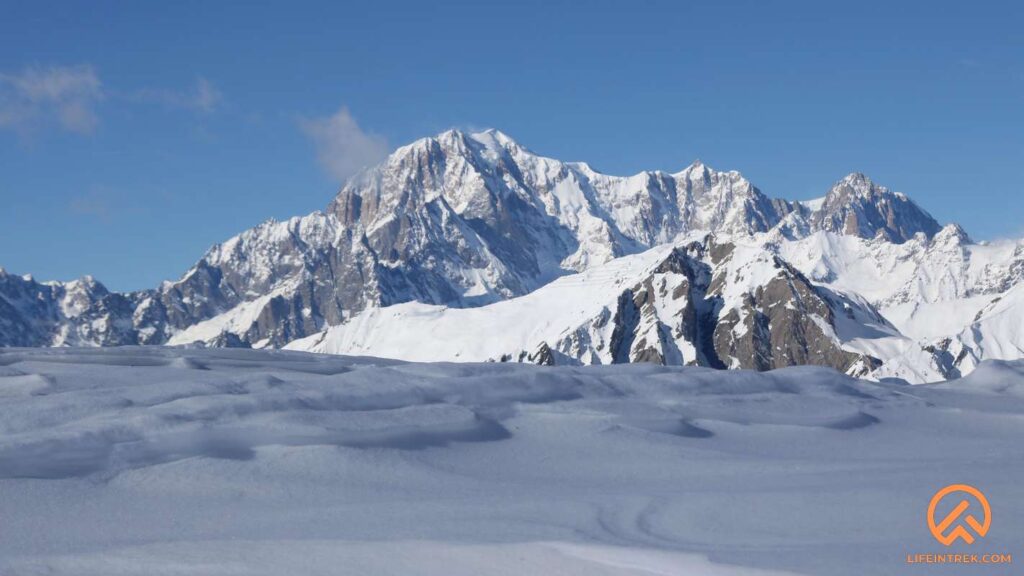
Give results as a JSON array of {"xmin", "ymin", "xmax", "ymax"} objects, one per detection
[
  {"xmin": 287, "ymin": 234, "xmax": 893, "ymax": 376},
  {"xmin": 774, "ymin": 172, "xmax": 943, "ymax": 243},
  {"xmin": 2, "ymin": 128, "xmax": 1021, "ymax": 382},
  {"xmin": 0, "ymin": 271, "xmax": 139, "ymax": 347},
  {"xmin": 284, "ymin": 224, "xmax": 1024, "ymax": 382}
]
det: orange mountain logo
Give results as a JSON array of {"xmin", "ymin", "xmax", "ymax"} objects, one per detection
[{"xmin": 928, "ymin": 484, "xmax": 991, "ymax": 546}]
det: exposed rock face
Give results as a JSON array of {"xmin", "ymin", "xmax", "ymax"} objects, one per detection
[
  {"xmin": 706, "ymin": 243, "xmax": 877, "ymax": 373},
  {"xmin": 0, "ymin": 271, "xmax": 138, "ymax": 347},
  {"xmin": 480, "ymin": 237, "xmax": 885, "ymax": 375},
  {"xmin": 810, "ymin": 173, "xmax": 942, "ymax": 243},
  {"xmin": 606, "ymin": 242, "xmax": 712, "ymax": 366}
]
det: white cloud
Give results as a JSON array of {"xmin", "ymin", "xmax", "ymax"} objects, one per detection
[
  {"xmin": 0, "ymin": 64, "xmax": 103, "ymax": 134},
  {"xmin": 133, "ymin": 77, "xmax": 223, "ymax": 113},
  {"xmin": 300, "ymin": 106, "xmax": 389, "ymax": 182}
]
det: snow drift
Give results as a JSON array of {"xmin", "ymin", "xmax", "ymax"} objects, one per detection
[{"xmin": 1, "ymin": 347, "xmax": 1022, "ymax": 575}]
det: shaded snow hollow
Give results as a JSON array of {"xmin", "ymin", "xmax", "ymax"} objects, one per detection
[{"xmin": 0, "ymin": 347, "xmax": 1022, "ymax": 575}]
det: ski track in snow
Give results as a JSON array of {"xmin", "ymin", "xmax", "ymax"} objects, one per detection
[{"xmin": 0, "ymin": 347, "xmax": 1022, "ymax": 575}]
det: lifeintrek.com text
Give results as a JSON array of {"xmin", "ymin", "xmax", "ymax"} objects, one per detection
[{"xmin": 906, "ymin": 553, "xmax": 1012, "ymax": 565}]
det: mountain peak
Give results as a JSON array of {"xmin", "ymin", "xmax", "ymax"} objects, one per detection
[
  {"xmin": 4, "ymin": 126, "xmax": 1011, "ymax": 379},
  {"xmin": 815, "ymin": 174, "xmax": 942, "ymax": 243},
  {"xmin": 470, "ymin": 127, "xmax": 513, "ymax": 140},
  {"xmin": 466, "ymin": 128, "xmax": 524, "ymax": 155},
  {"xmin": 933, "ymin": 222, "xmax": 972, "ymax": 245},
  {"xmin": 828, "ymin": 172, "xmax": 879, "ymax": 198},
  {"xmin": 429, "ymin": 127, "xmax": 519, "ymax": 147},
  {"xmin": 674, "ymin": 159, "xmax": 716, "ymax": 179},
  {"xmin": 840, "ymin": 171, "xmax": 871, "ymax": 184},
  {"xmin": 392, "ymin": 128, "xmax": 469, "ymax": 155},
  {"xmin": 433, "ymin": 128, "xmax": 470, "ymax": 147},
  {"xmin": 388, "ymin": 128, "xmax": 528, "ymax": 167}
]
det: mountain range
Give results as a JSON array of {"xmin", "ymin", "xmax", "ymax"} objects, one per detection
[{"xmin": 2, "ymin": 129, "xmax": 1022, "ymax": 383}]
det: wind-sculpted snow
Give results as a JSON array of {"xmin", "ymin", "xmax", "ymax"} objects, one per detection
[
  {"xmin": 1, "ymin": 348, "xmax": 1022, "ymax": 575},
  {"xmin": 0, "ymin": 347, "xmax": 893, "ymax": 479}
]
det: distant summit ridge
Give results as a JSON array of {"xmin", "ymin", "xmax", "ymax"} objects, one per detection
[{"xmin": 4, "ymin": 128, "xmax": 1008, "ymax": 384}]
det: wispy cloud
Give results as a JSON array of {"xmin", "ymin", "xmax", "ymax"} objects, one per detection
[
  {"xmin": 300, "ymin": 106, "xmax": 389, "ymax": 182},
  {"xmin": 0, "ymin": 64, "xmax": 103, "ymax": 135},
  {"xmin": 67, "ymin": 185, "xmax": 150, "ymax": 223},
  {"xmin": 0, "ymin": 65, "xmax": 230, "ymax": 140},
  {"xmin": 131, "ymin": 77, "xmax": 223, "ymax": 113}
]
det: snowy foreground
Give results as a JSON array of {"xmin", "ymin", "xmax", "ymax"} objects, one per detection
[{"xmin": 1, "ymin": 348, "xmax": 1022, "ymax": 575}]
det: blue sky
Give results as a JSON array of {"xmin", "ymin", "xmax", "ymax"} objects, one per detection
[{"xmin": 1, "ymin": 0, "xmax": 1021, "ymax": 291}]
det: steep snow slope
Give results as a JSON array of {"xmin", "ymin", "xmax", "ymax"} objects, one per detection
[
  {"xmin": 776, "ymin": 225, "xmax": 1023, "ymax": 329},
  {"xmin": 902, "ymin": 282, "xmax": 1024, "ymax": 377},
  {"xmin": 773, "ymin": 227, "xmax": 1024, "ymax": 379},
  {"xmin": 287, "ymin": 243, "xmax": 682, "ymax": 363},
  {"xmin": 953, "ymin": 282, "xmax": 1024, "ymax": 364},
  {"xmin": 1, "ymin": 347, "xmax": 1022, "ymax": 575}
]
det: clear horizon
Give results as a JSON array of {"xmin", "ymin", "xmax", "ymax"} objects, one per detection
[{"xmin": 1, "ymin": 0, "xmax": 1021, "ymax": 291}]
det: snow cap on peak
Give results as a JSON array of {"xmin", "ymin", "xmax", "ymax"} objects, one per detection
[
  {"xmin": 933, "ymin": 222, "xmax": 972, "ymax": 244},
  {"xmin": 841, "ymin": 172, "xmax": 872, "ymax": 184},
  {"xmin": 67, "ymin": 274, "xmax": 105, "ymax": 293},
  {"xmin": 390, "ymin": 129, "xmax": 466, "ymax": 157},
  {"xmin": 836, "ymin": 172, "xmax": 876, "ymax": 190},
  {"xmin": 424, "ymin": 128, "xmax": 467, "ymax": 151},
  {"xmin": 674, "ymin": 159, "xmax": 714, "ymax": 178},
  {"xmin": 470, "ymin": 127, "xmax": 514, "ymax": 142},
  {"xmin": 437, "ymin": 127, "xmax": 465, "ymax": 139},
  {"xmin": 466, "ymin": 128, "xmax": 520, "ymax": 152},
  {"xmin": 569, "ymin": 161, "xmax": 600, "ymax": 174},
  {"xmin": 433, "ymin": 127, "xmax": 518, "ymax": 146},
  {"xmin": 826, "ymin": 172, "xmax": 880, "ymax": 199},
  {"xmin": 829, "ymin": 173, "xmax": 910, "ymax": 202},
  {"xmin": 421, "ymin": 127, "xmax": 520, "ymax": 158}
]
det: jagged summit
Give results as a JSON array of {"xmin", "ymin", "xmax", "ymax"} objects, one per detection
[
  {"xmin": 676, "ymin": 158, "xmax": 706, "ymax": 173},
  {"xmin": 836, "ymin": 171, "xmax": 873, "ymax": 186},
  {"xmin": 933, "ymin": 222, "xmax": 972, "ymax": 245},
  {"xmin": 813, "ymin": 172, "xmax": 941, "ymax": 243},
  {"xmin": 673, "ymin": 159, "xmax": 711, "ymax": 178}
]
